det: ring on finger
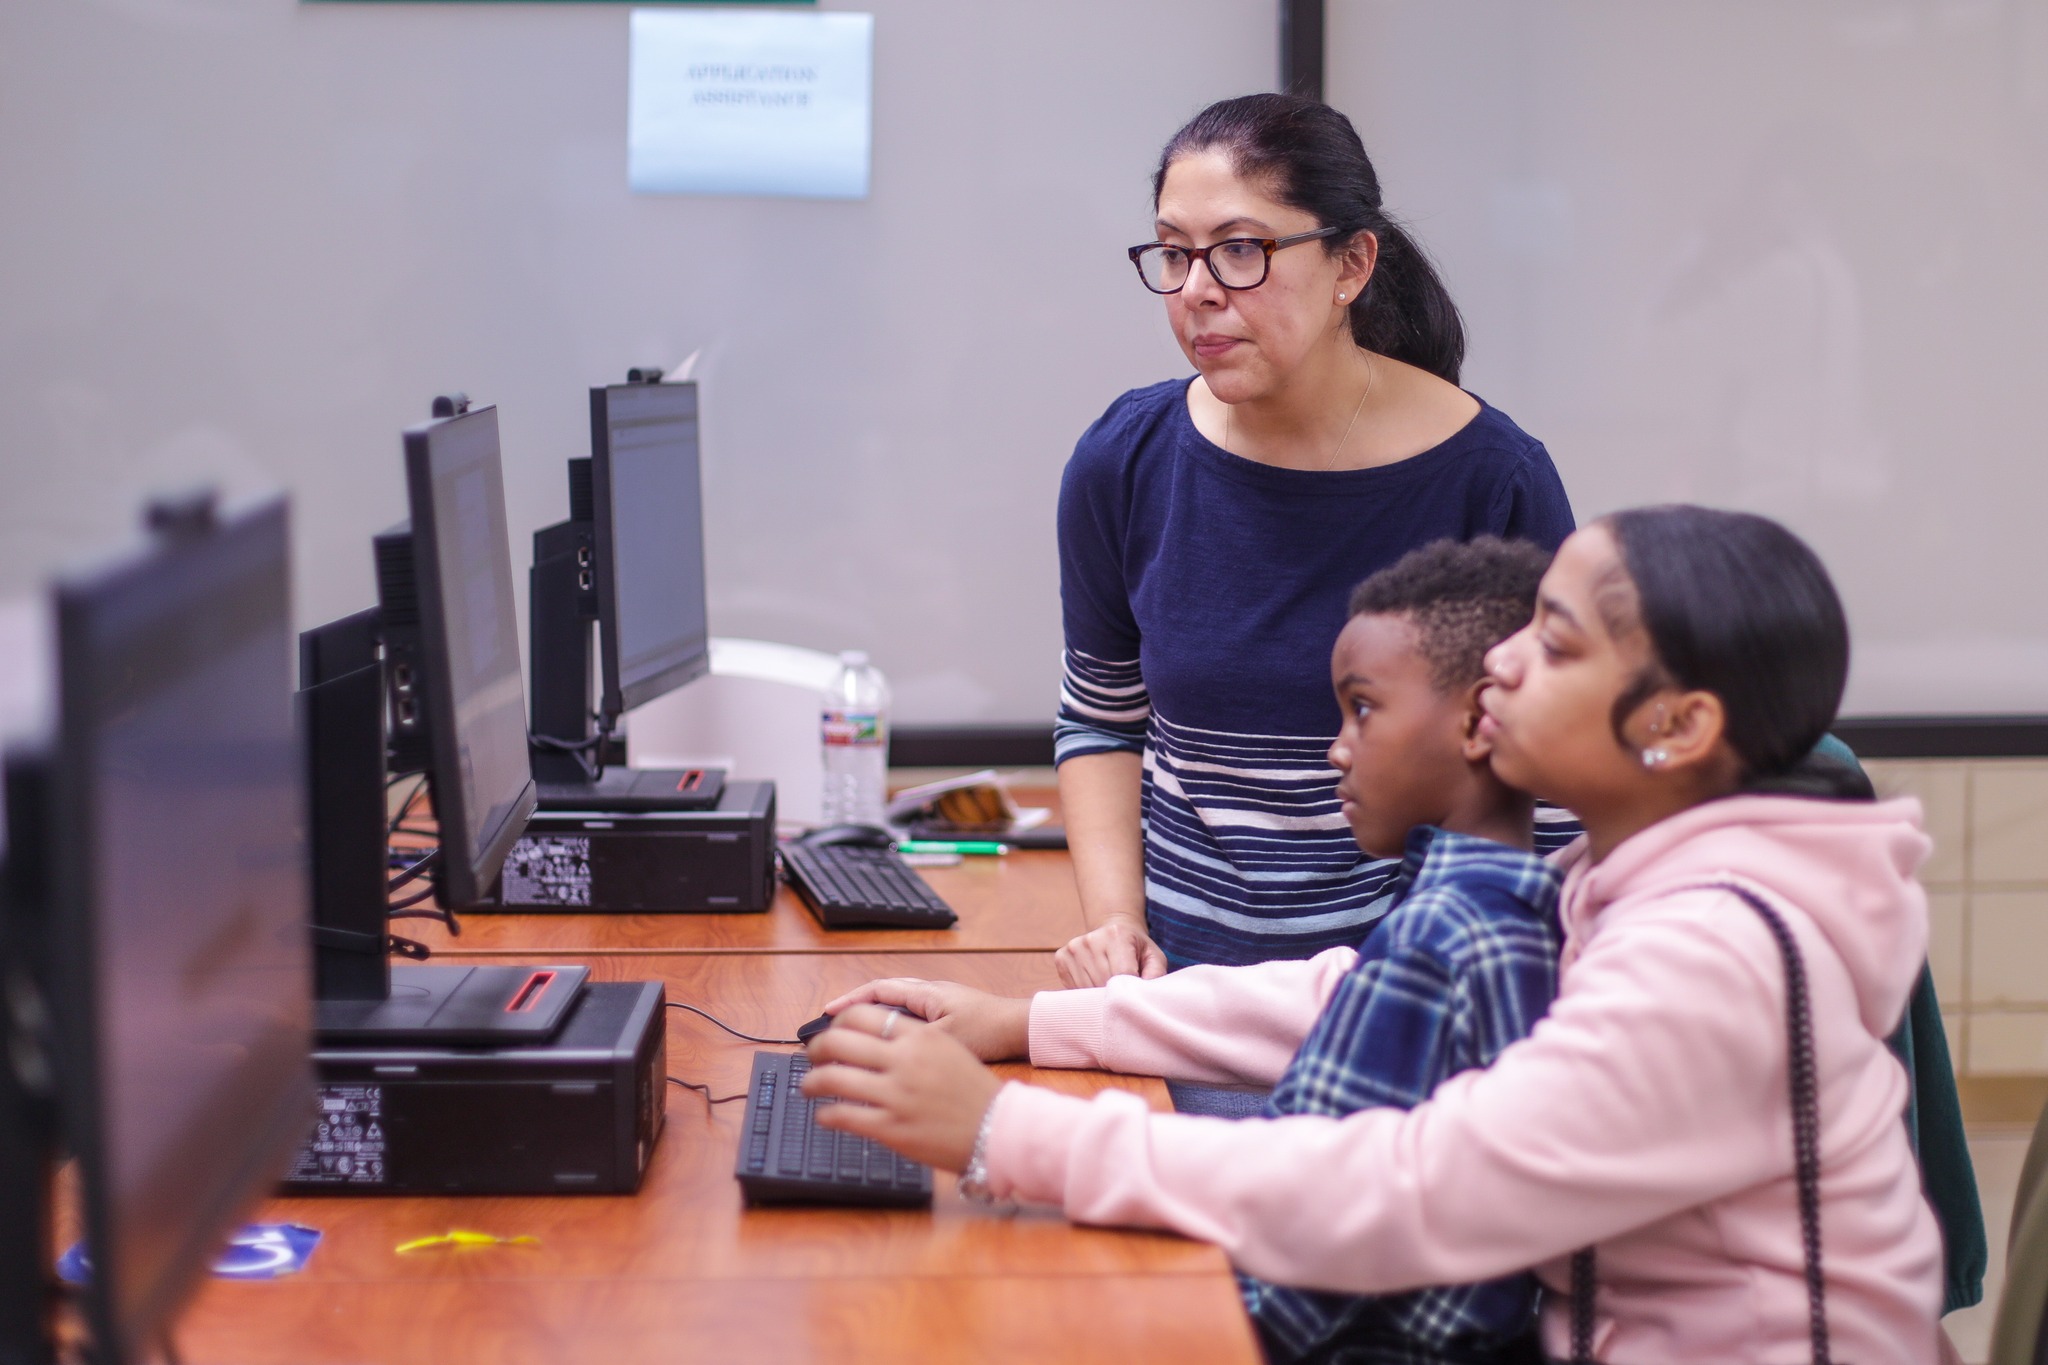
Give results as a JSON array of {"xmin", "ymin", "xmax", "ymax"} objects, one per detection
[{"xmin": 881, "ymin": 1011, "xmax": 898, "ymax": 1040}]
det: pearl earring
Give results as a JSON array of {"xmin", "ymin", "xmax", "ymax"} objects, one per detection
[
  {"xmin": 1642, "ymin": 748, "xmax": 1670, "ymax": 769},
  {"xmin": 1337, "ymin": 293, "xmax": 1346, "ymax": 301}
]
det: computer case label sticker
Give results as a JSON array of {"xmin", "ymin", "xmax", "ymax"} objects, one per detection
[
  {"xmin": 287, "ymin": 1085, "xmax": 388, "ymax": 1186},
  {"xmin": 500, "ymin": 835, "xmax": 594, "ymax": 906}
]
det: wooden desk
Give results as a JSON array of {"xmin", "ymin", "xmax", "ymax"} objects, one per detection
[
  {"xmin": 176, "ymin": 953, "xmax": 1260, "ymax": 1364},
  {"xmin": 407, "ymin": 849, "xmax": 1088, "ymax": 957}
]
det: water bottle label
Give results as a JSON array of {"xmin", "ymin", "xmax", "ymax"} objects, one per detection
[{"xmin": 821, "ymin": 709, "xmax": 886, "ymax": 747}]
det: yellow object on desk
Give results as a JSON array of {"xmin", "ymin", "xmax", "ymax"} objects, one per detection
[{"xmin": 394, "ymin": 1230, "xmax": 541, "ymax": 1254}]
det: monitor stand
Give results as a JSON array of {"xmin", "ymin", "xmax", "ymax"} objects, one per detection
[
  {"xmin": 301, "ymin": 609, "xmax": 587, "ymax": 1050},
  {"xmin": 536, "ymin": 765, "xmax": 725, "ymax": 813},
  {"xmin": 315, "ymin": 963, "xmax": 589, "ymax": 1046},
  {"xmin": 526, "ymin": 472, "xmax": 725, "ymax": 815}
]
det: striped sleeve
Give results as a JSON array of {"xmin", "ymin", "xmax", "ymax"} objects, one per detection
[
  {"xmin": 1055, "ymin": 414, "xmax": 1148, "ymax": 766},
  {"xmin": 1055, "ymin": 650, "xmax": 1149, "ymax": 763}
]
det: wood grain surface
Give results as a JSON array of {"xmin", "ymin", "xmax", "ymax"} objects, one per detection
[
  {"xmin": 395, "ymin": 786, "xmax": 1088, "ymax": 957},
  {"xmin": 406, "ymin": 849, "xmax": 1087, "ymax": 956},
  {"xmin": 179, "ymin": 1276, "xmax": 1260, "ymax": 1364},
  {"xmin": 171, "ymin": 951, "xmax": 1259, "ymax": 1364}
]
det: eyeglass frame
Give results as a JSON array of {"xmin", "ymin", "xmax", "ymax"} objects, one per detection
[{"xmin": 1125, "ymin": 224, "xmax": 1359, "ymax": 295}]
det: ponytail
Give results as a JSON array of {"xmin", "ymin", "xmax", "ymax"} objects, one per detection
[
  {"xmin": 1154, "ymin": 94, "xmax": 1467, "ymax": 385},
  {"xmin": 1347, "ymin": 222, "xmax": 1465, "ymax": 386}
]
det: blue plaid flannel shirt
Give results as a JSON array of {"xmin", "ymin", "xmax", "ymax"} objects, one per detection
[{"xmin": 1241, "ymin": 826, "xmax": 1563, "ymax": 1365}]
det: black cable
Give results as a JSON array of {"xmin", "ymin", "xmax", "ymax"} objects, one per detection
[
  {"xmin": 388, "ymin": 890, "xmax": 463, "ymax": 940},
  {"xmin": 388, "ymin": 848, "xmax": 438, "ymax": 891},
  {"xmin": 529, "ymin": 712, "xmax": 615, "ymax": 782},
  {"xmin": 390, "ymin": 908, "xmax": 460, "ymax": 932},
  {"xmin": 665, "ymin": 1000, "xmax": 801, "ymax": 1046},
  {"xmin": 667, "ymin": 1076, "xmax": 746, "ymax": 1106},
  {"xmin": 529, "ymin": 732, "xmax": 605, "ymax": 753},
  {"xmin": 387, "ymin": 774, "xmax": 429, "ymax": 836}
]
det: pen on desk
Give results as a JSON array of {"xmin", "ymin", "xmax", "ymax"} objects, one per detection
[{"xmin": 895, "ymin": 839, "xmax": 1009, "ymax": 856}]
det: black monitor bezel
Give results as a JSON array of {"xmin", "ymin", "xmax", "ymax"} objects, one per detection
[
  {"xmin": 589, "ymin": 380, "xmax": 712, "ymax": 720},
  {"xmin": 399, "ymin": 405, "xmax": 538, "ymax": 907},
  {"xmin": 46, "ymin": 496, "xmax": 314, "ymax": 1365}
]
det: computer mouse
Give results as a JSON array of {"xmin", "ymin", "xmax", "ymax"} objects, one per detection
[
  {"xmin": 797, "ymin": 1005, "xmax": 913, "ymax": 1045},
  {"xmin": 796, "ymin": 822, "xmax": 895, "ymax": 849}
]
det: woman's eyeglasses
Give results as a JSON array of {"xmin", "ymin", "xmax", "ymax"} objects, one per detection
[{"xmin": 1126, "ymin": 225, "xmax": 1351, "ymax": 294}]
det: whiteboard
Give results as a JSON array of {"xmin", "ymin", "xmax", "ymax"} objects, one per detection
[
  {"xmin": 1328, "ymin": 0, "xmax": 2048, "ymax": 715},
  {"xmin": 0, "ymin": 0, "xmax": 1267, "ymax": 725}
]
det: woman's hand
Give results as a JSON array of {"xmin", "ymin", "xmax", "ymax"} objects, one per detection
[
  {"xmin": 1055, "ymin": 916, "xmax": 1168, "ymax": 987},
  {"xmin": 802, "ymin": 1005, "xmax": 1003, "ymax": 1172},
  {"xmin": 821, "ymin": 978, "xmax": 1031, "ymax": 1060}
]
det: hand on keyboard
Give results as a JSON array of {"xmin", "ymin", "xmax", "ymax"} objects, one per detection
[
  {"xmin": 733, "ymin": 1050, "xmax": 932, "ymax": 1208},
  {"xmin": 801, "ymin": 1004, "xmax": 1003, "ymax": 1173}
]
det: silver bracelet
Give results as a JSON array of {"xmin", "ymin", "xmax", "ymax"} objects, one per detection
[{"xmin": 956, "ymin": 1096, "xmax": 1003, "ymax": 1205}]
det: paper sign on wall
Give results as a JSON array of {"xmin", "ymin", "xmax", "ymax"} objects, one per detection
[{"xmin": 629, "ymin": 10, "xmax": 873, "ymax": 199}]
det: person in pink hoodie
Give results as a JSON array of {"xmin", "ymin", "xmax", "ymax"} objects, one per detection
[{"xmin": 805, "ymin": 505, "xmax": 1943, "ymax": 1363}]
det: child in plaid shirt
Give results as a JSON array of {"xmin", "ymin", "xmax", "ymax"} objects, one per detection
[{"xmin": 816, "ymin": 536, "xmax": 1561, "ymax": 1364}]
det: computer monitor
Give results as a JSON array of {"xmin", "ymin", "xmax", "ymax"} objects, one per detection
[
  {"xmin": 0, "ymin": 493, "xmax": 313, "ymax": 1365},
  {"xmin": 388, "ymin": 403, "xmax": 538, "ymax": 908},
  {"xmin": 590, "ymin": 378, "xmax": 711, "ymax": 720},
  {"xmin": 303, "ymin": 399, "xmax": 581, "ymax": 1047}
]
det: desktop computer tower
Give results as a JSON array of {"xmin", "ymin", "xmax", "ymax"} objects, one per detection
[
  {"xmin": 482, "ymin": 779, "xmax": 777, "ymax": 913},
  {"xmin": 283, "ymin": 980, "xmax": 667, "ymax": 1196}
]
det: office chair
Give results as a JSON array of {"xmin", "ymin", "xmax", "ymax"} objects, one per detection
[{"xmin": 1991, "ymin": 1117, "xmax": 2048, "ymax": 1365}]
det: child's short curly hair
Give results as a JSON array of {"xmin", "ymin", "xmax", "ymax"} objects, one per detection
[{"xmin": 1349, "ymin": 537, "xmax": 1553, "ymax": 694}]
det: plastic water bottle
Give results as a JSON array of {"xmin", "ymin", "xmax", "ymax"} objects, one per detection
[{"xmin": 820, "ymin": 650, "xmax": 890, "ymax": 827}]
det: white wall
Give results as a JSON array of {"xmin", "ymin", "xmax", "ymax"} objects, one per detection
[
  {"xmin": 0, "ymin": 0, "xmax": 1265, "ymax": 724},
  {"xmin": 8, "ymin": 0, "xmax": 2046, "ymax": 722},
  {"xmin": 1329, "ymin": 0, "xmax": 2048, "ymax": 714}
]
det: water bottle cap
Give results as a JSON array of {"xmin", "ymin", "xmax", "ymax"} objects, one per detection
[{"xmin": 839, "ymin": 650, "xmax": 869, "ymax": 667}]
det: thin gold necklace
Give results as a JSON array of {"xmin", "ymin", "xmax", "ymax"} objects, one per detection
[{"xmin": 1224, "ymin": 354, "xmax": 1375, "ymax": 470}]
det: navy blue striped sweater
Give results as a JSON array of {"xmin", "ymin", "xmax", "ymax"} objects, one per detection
[{"xmin": 1054, "ymin": 378, "xmax": 1575, "ymax": 967}]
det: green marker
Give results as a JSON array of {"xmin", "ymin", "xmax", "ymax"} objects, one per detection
[{"xmin": 896, "ymin": 840, "xmax": 1009, "ymax": 856}]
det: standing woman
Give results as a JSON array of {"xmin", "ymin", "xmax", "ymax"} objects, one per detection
[{"xmin": 1056, "ymin": 94, "xmax": 1573, "ymax": 985}]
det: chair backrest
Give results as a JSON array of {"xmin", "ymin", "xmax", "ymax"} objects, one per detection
[
  {"xmin": 1992, "ymin": 1124, "xmax": 2048, "ymax": 1365},
  {"xmin": 2017, "ymin": 1100, "xmax": 2048, "ymax": 1256}
]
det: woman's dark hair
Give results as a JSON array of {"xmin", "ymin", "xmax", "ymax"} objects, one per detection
[
  {"xmin": 1604, "ymin": 506, "xmax": 1850, "ymax": 781},
  {"xmin": 1153, "ymin": 93, "xmax": 1466, "ymax": 384}
]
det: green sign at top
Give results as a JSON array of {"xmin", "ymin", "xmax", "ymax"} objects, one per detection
[{"xmin": 302, "ymin": 1, "xmax": 813, "ymax": 6}]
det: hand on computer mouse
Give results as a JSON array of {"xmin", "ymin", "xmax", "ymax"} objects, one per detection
[
  {"xmin": 796, "ymin": 1004, "xmax": 911, "ymax": 1046},
  {"xmin": 822, "ymin": 979, "xmax": 1030, "ymax": 1061},
  {"xmin": 801, "ymin": 1004, "xmax": 1000, "ymax": 1173}
]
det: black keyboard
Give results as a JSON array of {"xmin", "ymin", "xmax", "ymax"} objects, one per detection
[
  {"xmin": 734, "ymin": 1051, "xmax": 933, "ymax": 1207},
  {"xmin": 779, "ymin": 843, "xmax": 958, "ymax": 929}
]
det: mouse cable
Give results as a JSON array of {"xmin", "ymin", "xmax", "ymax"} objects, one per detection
[
  {"xmin": 667, "ymin": 1076, "xmax": 747, "ymax": 1106},
  {"xmin": 666, "ymin": 1000, "xmax": 801, "ymax": 1046}
]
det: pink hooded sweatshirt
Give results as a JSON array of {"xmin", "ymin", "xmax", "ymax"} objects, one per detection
[{"xmin": 985, "ymin": 795, "xmax": 1944, "ymax": 1363}]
